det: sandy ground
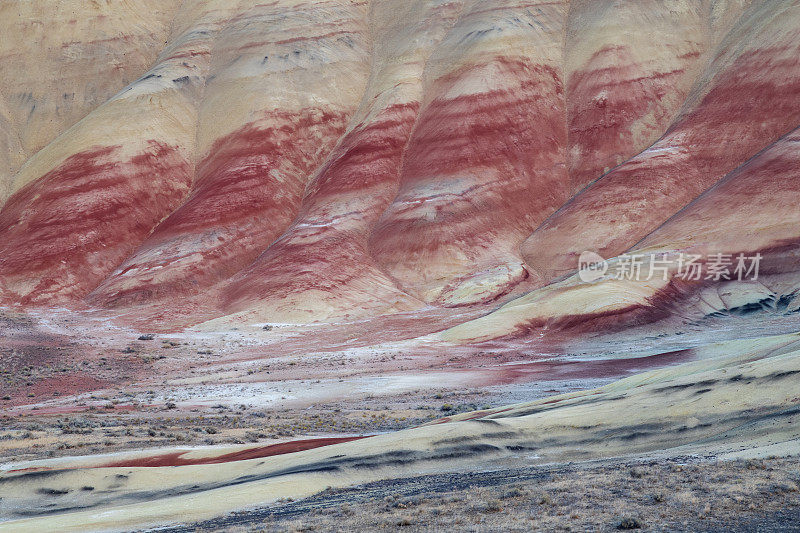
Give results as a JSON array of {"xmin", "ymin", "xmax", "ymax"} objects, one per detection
[
  {"xmin": 0, "ymin": 307, "xmax": 686, "ymax": 465},
  {"xmin": 0, "ymin": 391, "xmax": 493, "ymax": 464},
  {"xmin": 1, "ymin": 311, "xmax": 800, "ymax": 531},
  {"xmin": 161, "ymin": 456, "xmax": 800, "ymax": 532}
]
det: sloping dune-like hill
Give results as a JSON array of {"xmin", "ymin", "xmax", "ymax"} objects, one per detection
[{"xmin": 1, "ymin": 0, "xmax": 800, "ymax": 530}]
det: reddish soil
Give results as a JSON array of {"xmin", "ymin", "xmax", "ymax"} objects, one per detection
[{"xmin": 99, "ymin": 436, "xmax": 370, "ymax": 468}]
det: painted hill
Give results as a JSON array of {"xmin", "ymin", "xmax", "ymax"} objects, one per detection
[
  {"xmin": 0, "ymin": 0, "xmax": 796, "ymax": 338},
  {"xmin": 1, "ymin": 1, "xmax": 800, "ymax": 530}
]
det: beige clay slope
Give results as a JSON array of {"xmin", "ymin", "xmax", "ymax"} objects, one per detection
[
  {"xmin": 0, "ymin": 0, "xmax": 184, "ymax": 203},
  {"xmin": 1, "ymin": 332, "xmax": 799, "ymax": 531},
  {"xmin": 1, "ymin": 1, "xmax": 799, "ymax": 329},
  {"xmin": 86, "ymin": 0, "xmax": 375, "ymax": 325},
  {"xmin": 117, "ymin": 0, "xmax": 461, "ymax": 325},
  {"xmin": 442, "ymin": 121, "xmax": 800, "ymax": 345},
  {"xmin": 521, "ymin": 0, "xmax": 800, "ymax": 285}
]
